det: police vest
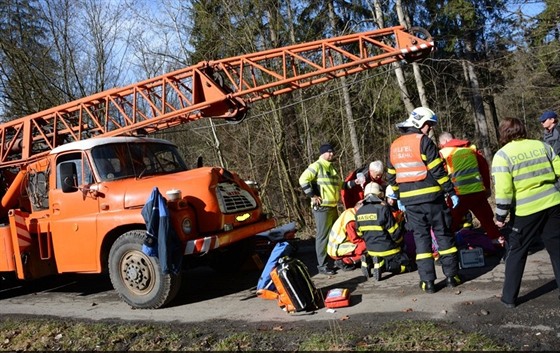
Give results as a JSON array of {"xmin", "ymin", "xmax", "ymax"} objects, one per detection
[
  {"xmin": 389, "ymin": 134, "xmax": 427, "ymax": 183},
  {"xmin": 440, "ymin": 146, "xmax": 485, "ymax": 195},
  {"xmin": 327, "ymin": 208, "xmax": 357, "ymax": 257},
  {"xmin": 492, "ymin": 139, "xmax": 560, "ymax": 217}
]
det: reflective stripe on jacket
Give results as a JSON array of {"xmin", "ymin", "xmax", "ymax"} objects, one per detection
[
  {"xmin": 299, "ymin": 158, "xmax": 342, "ymax": 207},
  {"xmin": 387, "ymin": 130, "xmax": 454, "ymax": 205},
  {"xmin": 327, "ymin": 208, "xmax": 357, "ymax": 257},
  {"xmin": 491, "ymin": 139, "xmax": 560, "ymax": 220},
  {"xmin": 355, "ymin": 199, "xmax": 402, "ymax": 256},
  {"xmin": 440, "ymin": 146, "xmax": 485, "ymax": 195},
  {"xmin": 389, "ymin": 134, "xmax": 427, "ymax": 183}
]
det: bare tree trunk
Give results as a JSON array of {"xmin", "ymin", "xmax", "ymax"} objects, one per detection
[
  {"xmin": 371, "ymin": 0, "xmax": 414, "ymax": 112},
  {"xmin": 327, "ymin": 1, "xmax": 362, "ymax": 168},
  {"xmin": 485, "ymin": 95, "xmax": 500, "ymax": 148},
  {"xmin": 462, "ymin": 58, "xmax": 492, "ymax": 162},
  {"xmin": 328, "ymin": 1, "xmax": 363, "ymax": 168},
  {"xmin": 285, "ymin": 0, "xmax": 312, "ymax": 163},
  {"xmin": 395, "ymin": 0, "xmax": 428, "ymax": 108},
  {"xmin": 265, "ymin": 6, "xmax": 306, "ymax": 225}
]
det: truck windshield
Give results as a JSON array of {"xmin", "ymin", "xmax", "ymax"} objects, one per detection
[{"xmin": 91, "ymin": 142, "xmax": 188, "ymax": 181}]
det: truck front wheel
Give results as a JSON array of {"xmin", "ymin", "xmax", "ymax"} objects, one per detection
[{"xmin": 109, "ymin": 230, "xmax": 181, "ymax": 309}]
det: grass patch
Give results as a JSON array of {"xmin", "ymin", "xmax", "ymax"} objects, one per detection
[{"xmin": 0, "ymin": 316, "xmax": 510, "ymax": 351}]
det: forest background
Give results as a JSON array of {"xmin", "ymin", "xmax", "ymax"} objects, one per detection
[{"xmin": 0, "ymin": 0, "xmax": 559, "ymax": 235}]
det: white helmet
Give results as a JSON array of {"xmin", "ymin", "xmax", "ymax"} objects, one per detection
[
  {"xmin": 385, "ymin": 185, "xmax": 397, "ymax": 200},
  {"xmin": 364, "ymin": 182, "xmax": 383, "ymax": 198},
  {"xmin": 396, "ymin": 107, "xmax": 437, "ymax": 129}
]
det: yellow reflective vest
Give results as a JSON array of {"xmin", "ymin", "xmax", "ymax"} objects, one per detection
[
  {"xmin": 440, "ymin": 146, "xmax": 485, "ymax": 195},
  {"xmin": 299, "ymin": 158, "xmax": 342, "ymax": 207},
  {"xmin": 327, "ymin": 208, "xmax": 357, "ymax": 257},
  {"xmin": 491, "ymin": 139, "xmax": 560, "ymax": 220}
]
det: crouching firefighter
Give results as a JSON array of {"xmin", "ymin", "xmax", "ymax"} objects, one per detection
[{"xmin": 355, "ymin": 182, "xmax": 414, "ymax": 281}]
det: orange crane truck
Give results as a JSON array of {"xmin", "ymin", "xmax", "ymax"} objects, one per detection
[{"xmin": 0, "ymin": 26, "xmax": 434, "ymax": 308}]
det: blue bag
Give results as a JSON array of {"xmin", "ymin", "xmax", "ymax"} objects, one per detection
[{"xmin": 256, "ymin": 241, "xmax": 295, "ymax": 292}]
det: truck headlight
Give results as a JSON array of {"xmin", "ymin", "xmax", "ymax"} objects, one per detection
[{"xmin": 182, "ymin": 218, "xmax": 192, "ymax": 234}]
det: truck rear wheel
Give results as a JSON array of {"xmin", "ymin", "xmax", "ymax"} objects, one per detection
[{"xmin": 108, "ymin": 230, "xmax": 181, "ymax": 309}]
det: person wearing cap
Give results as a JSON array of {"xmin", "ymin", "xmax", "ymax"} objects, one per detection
[
  {"xmin": 326, "ymin": 201, "xmax": 367, "ymax": 272},
  {"xmin": 299, "ymin": 143, "xmax": 358, "ymax": 275},
  {"xmin": 492, "ymin": 117, "xmax": 560, "ymax": 308},
  {"xmin": 539, "ymin": 110, "xmax": 560, "ymax": 155},
  {"xmin": 438, "ymin": 132, "xmax": 503, "ymax": 241},
  {"xmin": 387, "ymin": 107, "xmax": 460, "ymax": 293},
  {"xmin": 355, "ymin": 182, "xmax": 414, "ymax": 281}
]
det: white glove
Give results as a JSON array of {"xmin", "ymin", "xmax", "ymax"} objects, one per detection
[
  {"xmin": 450, "ymin": 195, "xmax": 459, "ymax": 209},
  {"xmin": 397, "ymin": 200, "xmax": 406, "ymax": 212}
]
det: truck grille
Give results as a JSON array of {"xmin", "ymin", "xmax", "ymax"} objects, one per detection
[{"xmin": 216, "ymin": 182, "xmax": 257, "ymax": 213}]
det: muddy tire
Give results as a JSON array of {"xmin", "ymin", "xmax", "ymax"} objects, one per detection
[{"xmin": 108, "ymin": 230, "xmax": 181, "ymax": 309}]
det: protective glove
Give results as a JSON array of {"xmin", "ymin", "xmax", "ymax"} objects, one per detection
[
  {"xmin": 450, "ymin": 194, "xmax": 459, "ymax": 209},
  {"xmin": 397, "ymin": 199, "xmax": 406, "ymax": 212}
]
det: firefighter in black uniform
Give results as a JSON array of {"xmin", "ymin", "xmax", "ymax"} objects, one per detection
[
  {"xmin": 387, "ymin": 107, "xmax": 460, "ymax": 293},
  {"xmin": 356, "ymin": 182, "xmax": 413, "ymax": 281}
]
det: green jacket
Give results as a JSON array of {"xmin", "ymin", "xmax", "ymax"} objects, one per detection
[{"xmin": 299, "ymin": 158, "xmax": 343, "ymax": 207}]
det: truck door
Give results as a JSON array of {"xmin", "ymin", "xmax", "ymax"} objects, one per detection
[{"xmin": 49, "ymin": 151, "xmax": 100, "ymax": 272}]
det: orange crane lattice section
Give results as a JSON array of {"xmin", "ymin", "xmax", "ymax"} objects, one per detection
[{"xmin": 0, "ymin": 25, "xmax": 433, "ymax": 168}]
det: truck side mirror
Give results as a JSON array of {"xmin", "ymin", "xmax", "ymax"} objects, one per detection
[
  {"xmin": 59, "ymin": 162, "xmax": 78, "ymax": 193},
  {"xmin": 196, "ymin": 156, "xmax": 203, "ymax": 168}
]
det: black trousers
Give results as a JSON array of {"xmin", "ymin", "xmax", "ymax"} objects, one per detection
[
  {"xmin": 406, "ymin": 200, "xmax": 458, "ymax": 281},
  {"xmin": 502, "ymin": 204, "xmax": 560, "ymax": 304}
]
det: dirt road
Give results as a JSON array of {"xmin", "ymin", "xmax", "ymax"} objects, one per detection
[{"xmin": 1, "ymin": 240, "xmax": 559, "ymax": 350}]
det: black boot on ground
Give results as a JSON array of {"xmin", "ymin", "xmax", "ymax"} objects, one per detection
[
  {"xmin": 446, "ymin": 275, "xmax": 462, "ymax": 288},
  {"xmin": 371, "ymin": 256, "xmax": 385, "ymax": 281},
  {"xmin": 419, "ymin": 280, "xmax": 435, "ymax": 293},
  {"xmin": 361, "ymin": 254, "xmax": 372, "ymax": 280}
]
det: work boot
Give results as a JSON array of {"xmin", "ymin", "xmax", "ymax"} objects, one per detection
[
  {"xmin": 419, "ymin": 280, "xmax": 435, "ymax": 293},
  {"xmin": 361, "ymin": 254, "xmax": 372, "ymax": 279},
  {"xmin": 500, "ymin": 299, "xmax": 516, "ymax": 309},
  {"xmin": 371, "ymin": 256, "xmax": 385, "ymax": 281},
  {"xmin": 446, "ymin": 275, "xmax": 462, "ymax": 288},
  {"xmin": 400, "ymin": 262, "xmax": 417, "ymax": 273}
]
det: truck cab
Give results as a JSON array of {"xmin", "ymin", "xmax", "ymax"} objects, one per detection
[{"xmin": 2, "ymin": 136, "xmax": 275, "ymax": 308}]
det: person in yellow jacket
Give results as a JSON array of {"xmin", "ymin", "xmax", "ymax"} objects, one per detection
[
  {"xmin": 299, "ymin": 143, "xmax": 358, "ymax": 275},
  {"xmin": 492, "ymin": 117, "xmax": 560, "ymax": 308},
  {"xmin": 387, "ymin": 107, "xmax": 460, "ymax": 293},
  {"xmin": 327, "ymin": 202, "xmax": 367, "ymax": 271}
]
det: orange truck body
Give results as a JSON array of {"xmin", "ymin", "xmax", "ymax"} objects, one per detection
[{"xmin": 0, "ymin": 136, "xmax": 275, "ymax": 280}]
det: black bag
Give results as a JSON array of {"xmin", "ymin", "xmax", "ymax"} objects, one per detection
[{"xmin": 270, "ymin": 256, "xmax": 322, "ymax": 313}]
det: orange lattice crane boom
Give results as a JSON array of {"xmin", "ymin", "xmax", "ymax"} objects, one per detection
[{"xmin": 0, "ymin": 26, "xmax": 433, "ymax": 169}]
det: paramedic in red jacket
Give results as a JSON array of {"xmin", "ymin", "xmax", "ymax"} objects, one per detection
[
  {"xmin": 438, "ymin": 132, "xmax": 502, "ymax": 240},
  {"xmin": 387, "ymin": 107, "xmax": 460, "ymax": 294},
  {"xmin": 326, "ymin": 202, "xmax": 367, "ymax": 271}
]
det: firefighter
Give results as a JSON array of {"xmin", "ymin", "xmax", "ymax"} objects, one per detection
[
  {"xmin": 492, "ymin": 117, "xmax": 560, "ymax": 308},
  {"xmin": 356, "ymin": 182, "xmax": 414, "ymax": 281},
  {"xmin": 299, "ymin": 143, "xmax": 358, "ymax": 275},
  {"xmin": 327, "ymin": 201, "xmax": 366, "ymax": 271},
  {"xmin": 438, "ymin": 132, "xmax": 503, "ymax": 240},
  {"xmin": 387, "ymin": 107, "xmax": 460, "ymax": 293},
  {"xmin": 356, "ymin": 182, "xmax": 413, "ymax": 281}
]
